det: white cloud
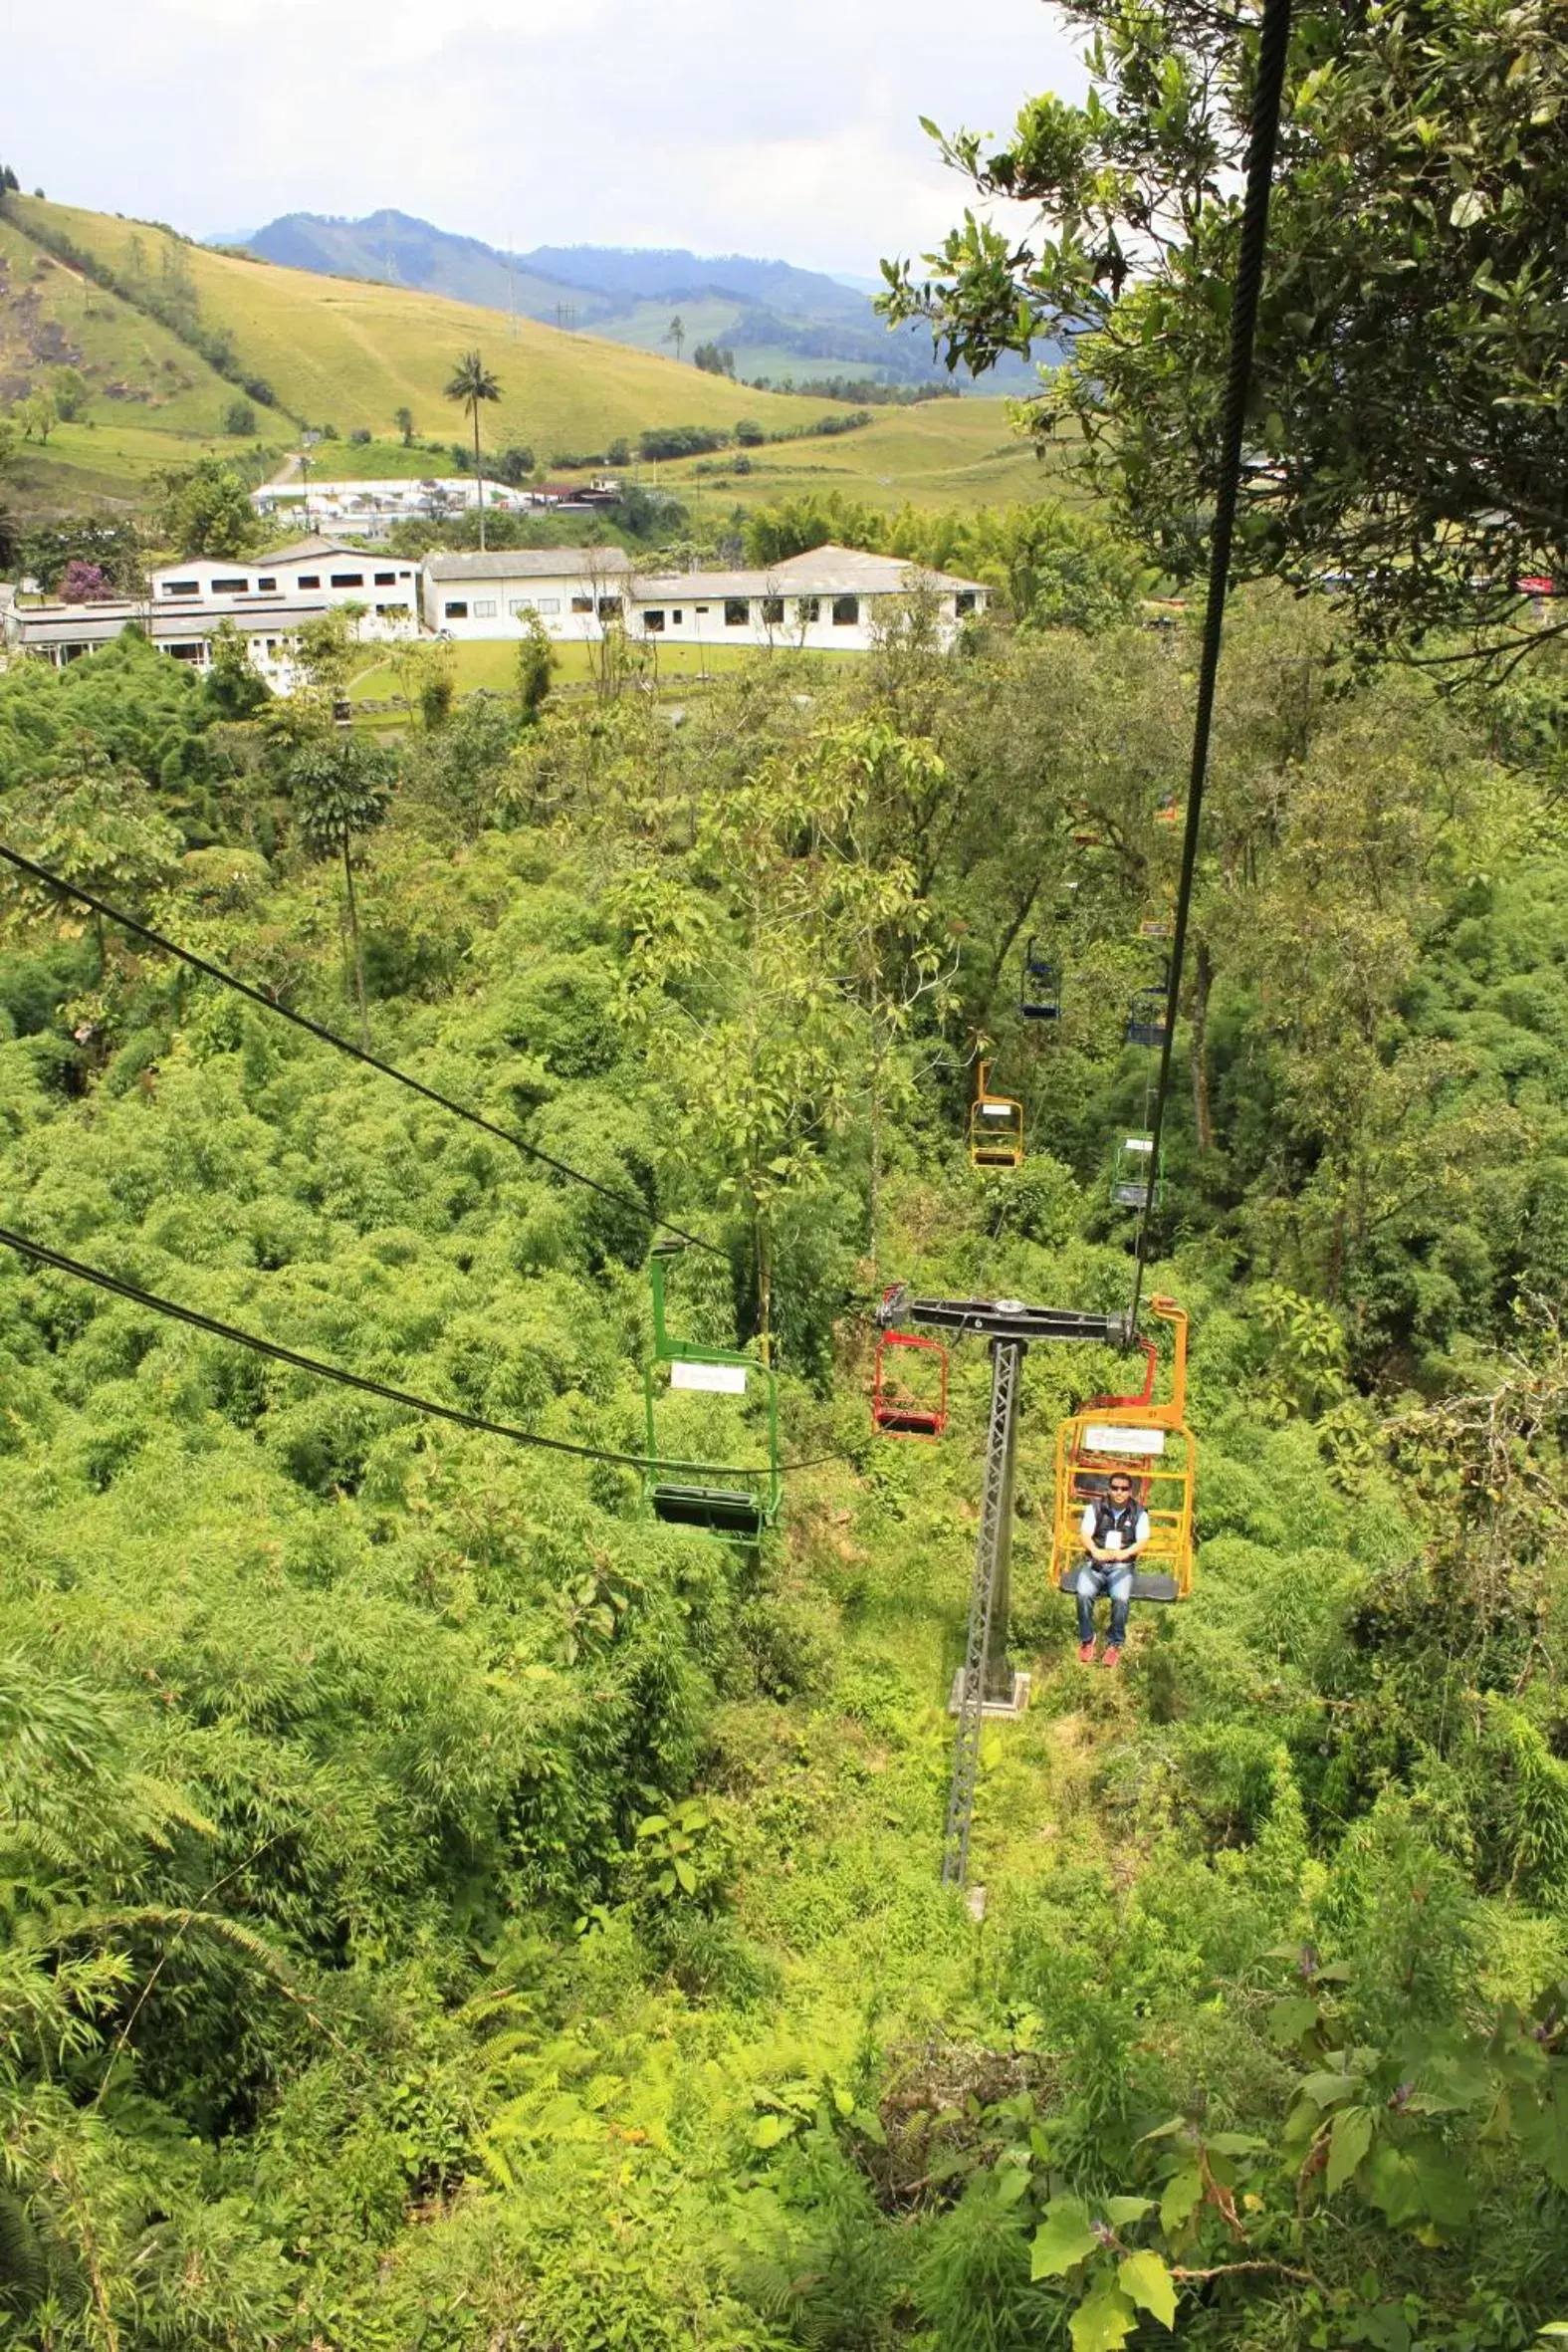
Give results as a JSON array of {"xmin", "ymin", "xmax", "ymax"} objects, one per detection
[{"xmin": 2, "ymin": 0, "xmax": 1085, "ymax": 273}]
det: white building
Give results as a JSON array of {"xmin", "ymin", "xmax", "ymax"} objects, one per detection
[
  {"xmin": 1, "ymin": 592, "xmax": 338, "ymax": 690},
  {"xmin": 420, "ymin": 543, "xmax": 987, "ymax": 653},
  {"xmin": 147, "ymin": 537, "xmax": 418, "ymax": 634},
  {"xmin": 421, "ymin": 548, "xmax": 635, "ymax": 641},
  {"xmin": 628, "ymin": 545, "xmax": 987, "ymax": 653}
]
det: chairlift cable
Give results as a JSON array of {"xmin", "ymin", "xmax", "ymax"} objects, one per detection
[
  {"xmin": 0, "ymin": 1224, "xmax": 844, "ymax": 1478},
  {"xmin": 0, "ymin": 840, "xmax": 727, "ymax": 1261},
  {"xmin": 1128, "ymin": 0, "xmax": 1294, "ymax": 1329}
]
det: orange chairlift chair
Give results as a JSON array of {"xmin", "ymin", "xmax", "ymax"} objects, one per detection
[
  {"xmin": 871, "ymin": 1291, "xmax": 949, "ymax": 1439},
  {"xmin": 1049, "ymin": 1294, "xmax": 1196, "ymax": 1604},
  {"xmin": 969, "ymin": 1058, "xmax": 1024, "ymax": 1169}
]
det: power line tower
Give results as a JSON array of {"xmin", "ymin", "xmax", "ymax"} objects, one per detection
[{"xmin": 876, "ymin": 1291, "xmax": 1132, "ymax": 1886}]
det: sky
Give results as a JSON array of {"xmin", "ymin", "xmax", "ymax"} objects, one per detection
[{"xmin": 0, "ymin": 0, "xmax": 1086, "ymax": 275}]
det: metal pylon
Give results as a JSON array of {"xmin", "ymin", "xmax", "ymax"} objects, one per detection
[{"xmin": 941, "ymin": 1337, "xmax": 1024, "ymax": 1886}]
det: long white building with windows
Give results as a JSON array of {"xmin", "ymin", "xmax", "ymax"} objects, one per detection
[
  {"xmin": 420, "ymin": 543, "xmax": 987, "ymax": 651},
  {"xmin": 421, "ymin": 548, "xmax": 634, "ymax": 641}
]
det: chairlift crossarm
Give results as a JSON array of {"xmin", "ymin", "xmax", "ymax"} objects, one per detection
[{"xmin": 876, "ymin": 1287, "xmax": 1134, "ymax": 1348}]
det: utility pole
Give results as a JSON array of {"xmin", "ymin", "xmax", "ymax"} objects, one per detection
[{"xmin": 875, "ymin": 1290, "xmax": 1133, "ymax": 1887}]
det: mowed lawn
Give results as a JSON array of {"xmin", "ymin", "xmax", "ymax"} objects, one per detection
[{"xmin": 346, "ymin": 637, "xmax": 845, "ymax": 703}]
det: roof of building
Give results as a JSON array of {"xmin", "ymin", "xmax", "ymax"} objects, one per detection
[
  {"xmin": 770, "ymin": 543, "xmax": 988, "ymax": 595},
  {"xmin": 629, "ymin": 545, "xmax": 988, "ymax": 602},
  {"xmin": 9, "ymin": 600, "xmax": 334, "ymax": 646},
  {"xmin": 423, "ymin": 547, "xmax": 634, "ymax": 582},
  {"xmin": 251, "ymin": 536, "xmax": 376, "ymax": 565}
]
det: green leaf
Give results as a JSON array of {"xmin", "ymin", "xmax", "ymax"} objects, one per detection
[
  {"xmin": 832, "ymin": 2086, "xmax": 855, "ymax": 2116},
  {"xmin": 672, "ymin": 1856, "xmax": 698, "ymax": 1895},
  {"xmin": 1159, "ymin": 2166, "xmax": 1204, "ymax": 2231},
  {"xmin": 1070, "ymin": 2283, "xmax": 1139, "ymax": 2352},
  {"xmin": 1299, "ymin": 2070, "xmax": 1362, "ymax": 2109},
  {"xmin": 1365, "ymin": 2139, "xmax": 1472, "ymax": 2230},
  {"xmin": 1105, "ymin": 2196, "xmax": 1154, "ymax": 2226},
  {"xmin": 1326, "ymin": 2105, "xmax": 1376, "ymax": 2195},
  {"xmin": 1269, "ymin": 1996, "xmax": 1320, "ymax": 2047},
  {"xmin": 751, "ymin": 2112, "xmax": 796, "ymax": 2149},
  {"xmin": 1031, "ymin": 2195, "xmax": 1099, "ymax": 2278},
  {"xmin": 1119, "ymin": 2249, "xmax": 1178, "ymax": 2328},
  {"xmin": 997, "ymin": 2163, "xmax": 1031, "ymax": 2207}
]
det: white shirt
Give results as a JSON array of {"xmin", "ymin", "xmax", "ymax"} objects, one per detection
[{"xmin": 1081, "ymin": 1501, "xmax": 1150, "ymax": 1549}]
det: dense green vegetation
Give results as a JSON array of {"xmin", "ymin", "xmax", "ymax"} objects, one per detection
[{"xmin": 0, "ymin": 585, "xmax": 1565, "ymax": 2347}]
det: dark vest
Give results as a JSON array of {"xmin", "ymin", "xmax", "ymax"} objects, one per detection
[{"xmin": 1092, "ymin": 1496, "xmax": 1142, "ymax": 1548}]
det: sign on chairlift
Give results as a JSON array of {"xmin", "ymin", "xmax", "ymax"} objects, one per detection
[
  {"xmin": 671, "ymin": 1360, "xmax": 748, "ymax": 1395},
  {"xmin": 1084, "ymin": 1424, "xmax": 1167, "ymax": 1456},
  {"xmin": 981, "ymin": 1102, "xmax": 1014, "ymax": 1120}
]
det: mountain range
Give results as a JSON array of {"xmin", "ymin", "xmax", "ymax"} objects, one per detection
[{"xmin": 238, "ymin": 209, "xmax": 1041, "ymax": 391}]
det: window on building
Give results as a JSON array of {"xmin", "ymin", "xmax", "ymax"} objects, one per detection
[
  {"xmin": 444, "ymin": 600, "xmax": 470, "ymax": 619},
  {"xmin": 643, "ymin": 609, "xmax": 665, "ymax": 633},
  {"xmin": 695, "ymin": 605, "xmax": 710, "ymax": 615},
  {"xmin": 374, "ymin": 571, "xmax": 396, "ymax": 586},
  {"xmin": 570, "ymin": 596, "xmax": 593, "ymax": 614},
  {"xmin": 955, "ymin": 590, "xmax": 978, "ymax": 618},
  {"xmin": 724, "ymin": 598, "xmax": 750, "ymax": 627},
  {"xmin": 257, "ymin": 577, "xmax": 278, "ymax": 591},
  {"xmin": 162, "ymin": 581, "xmax": 200, "ymax": 597},
  {"xmin": 211, "ymin": 577, "xmax": 249, "ymax": 593},
  {"xmin": 507, "ymin": 597, "xmax": 536, "ymax": 615},
  {"xmin": 761, "ymin": 596, "xmax": 784, "ymax": 625},
  {"xmin": 832, "ymin": 594, "xmax": 859, "ymax": 626},
  {"xmin": 169, "ymin": 643, "xmax": 206, "ymax": 663},
  {"xmin": 298, "ymin": 575, "xmax": 321, "ymax": 588},
  {"xmin": 796, "ymin": 596, "xmax": 820, "ymax": 623},
  {"xmin": 330, "ymin": 572, "xmax": 364, "ymax": 588},
  {"xmin": 265, "ymin": 640, "xmax": 278, "ymax": 655},
  {"xmin": 597, "ymin": 595, "xmax": 623, "ymax": 620},
  {"xmin": 473, "ymin": 598, "xmax": 498, "ymax": 617},
  {"xmin": 376, "ymin": 602, "xmax": 409, "ymax": 617},
  {"xmin": 671, "ymin": 610, "xmax": 684, "ymax": 625},
  {"xmin": 537, "ymin": 597, "xmax": 560, "ymax": 614}
]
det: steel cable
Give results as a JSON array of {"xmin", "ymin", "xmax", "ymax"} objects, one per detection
[
  {"xmin": 1129, "ymin": 0, "xmax": 1295, "ymax": 1328},
  {"xmin": 0, "ymin": 839, "xmax": 726, "ymax": 1259}
]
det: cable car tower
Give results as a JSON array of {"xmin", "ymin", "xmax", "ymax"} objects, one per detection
[{"xmin": 876, "ymin": 1287, "xmax": 1134, "ymax": 1886}]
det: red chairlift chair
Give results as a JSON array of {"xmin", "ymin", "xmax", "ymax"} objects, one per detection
[{"xmin": 872, "ymin": 1296, "xmax": 950, "ymax": 1439}]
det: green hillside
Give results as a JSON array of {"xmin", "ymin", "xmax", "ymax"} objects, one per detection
[
  {"xmin": 0, "ymin": 584, "xmax": 1565, "ymax": 2343},
  {"xmin": 5, "ymin": 196, "xmax": 838, "ymax": 448},
  {"xmin": 0, "ymin": 211, "xmax": 243, "ymax": 513},
  {"xmin": 0, "ymin": 197, "xmax": 1049, "ymax": 523}
]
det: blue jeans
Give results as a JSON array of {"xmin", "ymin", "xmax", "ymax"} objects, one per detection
[{"xmin": 1076, "ymin": 1559, "xmax": 1132, "ymax": 1647}]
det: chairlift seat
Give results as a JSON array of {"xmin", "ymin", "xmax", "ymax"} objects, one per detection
[
  {"xmin": 1057, "ymin": 1563, "xmax": 1181, "ymax": 1603},
  {"xmin": 873, "ymin": 1319, "xmax": 948, "ymax": 1440},
  {"xmin": 652, "ymin": 1482, "xmax": 767, "ymax": 1538},
  {"xmin": 1021, "ymin": 939, "xmax": 1062, "ymax": 1022}
]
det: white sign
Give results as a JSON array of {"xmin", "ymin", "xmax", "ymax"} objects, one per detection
[
  {"xmin": 671, "ymin": 1361, "xmax": 748, "ymax": 1395},
  {"xmin": 1084, "ymin": 1424, "xmax": 1166, "ymax": 1456}
]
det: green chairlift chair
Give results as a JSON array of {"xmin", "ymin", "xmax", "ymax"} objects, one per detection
[{"xmin": 642, "ymin": 1243, "xmax": 782, "ymax": 1540}]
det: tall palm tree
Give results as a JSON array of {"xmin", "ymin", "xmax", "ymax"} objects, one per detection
[{"xmin": 444, "ymin": 351, "xmax": 503, "ymax": 550}]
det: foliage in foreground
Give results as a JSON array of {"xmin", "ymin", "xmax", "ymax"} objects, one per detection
[{"xmin": 0, "ymin": 602, "xmax": 1563, "ymax": 2344}]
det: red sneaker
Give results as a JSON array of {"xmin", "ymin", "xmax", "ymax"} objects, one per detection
[
  {"xmin": 1101, "ymin": 1645, "xmax": 1122, "ymax": 1669},
  {"xmin": 1077, "ymin": 1640, "xmax": 1096, "ymax": 1665}
]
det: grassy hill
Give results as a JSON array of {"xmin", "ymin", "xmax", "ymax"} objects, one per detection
[
  {"xmin": 243, "ymin": 212, "xmax": 1040, "ymax": 390},
  {"xmin": 0, "ymin": 196, "xmax": 1051, "ymax": 523}
]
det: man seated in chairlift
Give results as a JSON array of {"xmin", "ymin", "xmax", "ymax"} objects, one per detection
[{"xmin": 1075, "ymin": 1472, "xmax": 1150, "ymax": 1670}]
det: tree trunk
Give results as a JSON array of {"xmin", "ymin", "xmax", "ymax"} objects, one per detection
[
  {"xmin": 1189, "ymin": 935, "xmax": 1215, "ymax": 1154},
  {"xmin": 341, "ymin": 831, "xmax": 370, "ymax": 1051},
  {"xmin": 473, "ymin": 404, "xmax": 486, "ymax": 553}
]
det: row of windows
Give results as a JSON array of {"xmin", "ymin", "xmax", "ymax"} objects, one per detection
[
  {"xmin": 160, "ymin": 570, "xmax": 409, "ymax": 597},
  {"xmin": 442, "ymin": 594, "xmax": 622, "ymax": 622},
  {"xmin": 643, "ymin": 594, "xmax": 858, "ymax": 632}
]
